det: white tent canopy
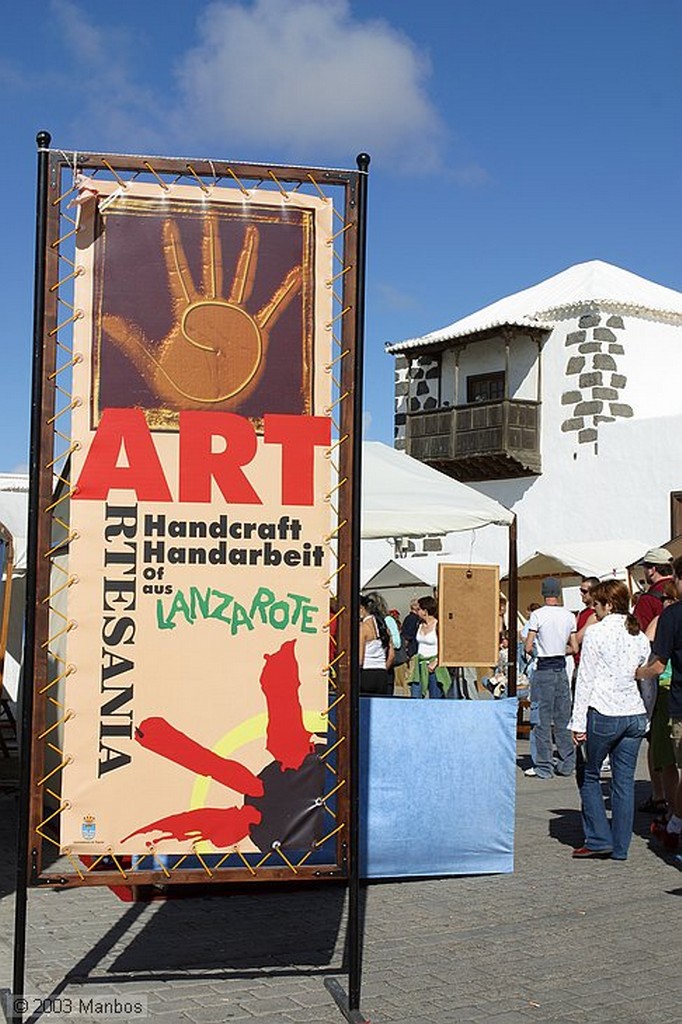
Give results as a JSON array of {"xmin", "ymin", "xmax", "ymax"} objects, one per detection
[
  {"xmin": 361, "ymin": 556, "xmax": 440, "ymax": 591},
  {"xmin": 514, "ymin": 539, "xmax": 650, "ymax": 581},
  {"xmin": 361, "ymin": 442, "xmax": 513, "ymax": 539},
  {"xmin": 0, "ymin": 476, "xmax": 28, "ymax": 572}
]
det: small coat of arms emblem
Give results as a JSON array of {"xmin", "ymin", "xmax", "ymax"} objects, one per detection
[{"xmin": 81, "ymin": 815, "xmax": 96, "ymax": 841}]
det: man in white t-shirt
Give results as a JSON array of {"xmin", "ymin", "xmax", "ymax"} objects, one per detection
[{"xmin": 523, "ymin": 577, "xmax": 578, "ymax": 779}]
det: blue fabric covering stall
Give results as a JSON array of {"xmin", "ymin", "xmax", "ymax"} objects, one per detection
[{"xmin": 360, "ymin": 696, "xmax": 517, "ymax": 878}]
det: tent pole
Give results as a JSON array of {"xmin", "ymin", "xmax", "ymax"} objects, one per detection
[{"xmin": 507, "ymin": 515, "xmax": 518, "ymax": 697}]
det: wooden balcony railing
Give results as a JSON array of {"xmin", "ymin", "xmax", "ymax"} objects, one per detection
[{"xmin": 406, "ymin": 400, "xmax": 541, "ymax": 481}]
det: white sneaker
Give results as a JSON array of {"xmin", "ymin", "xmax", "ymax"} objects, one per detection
[
  {"xmin": 600, "ymin": 756, "xmax": 611, "ymax": 777},
  {"xmin": 524, "ymin": 767, "xmax": 537, "ymax": 777}
]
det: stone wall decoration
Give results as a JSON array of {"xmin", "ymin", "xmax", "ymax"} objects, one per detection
[
  {"xmin": 394, "ymin": 353, "xmax": 441, "ymax": 449},
  {"xmin": 560, "ymin": 309, "xmax": 632, "ymax": 449}
]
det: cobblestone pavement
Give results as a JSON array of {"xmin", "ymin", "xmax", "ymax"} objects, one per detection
[{"xmin": 1, "ymin": 740, "xmax": 680, "ymax": 1024}]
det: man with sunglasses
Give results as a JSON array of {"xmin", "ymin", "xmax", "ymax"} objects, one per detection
[
  {"xmin": 574, "ymin": 577, "xmax": 600, "ymax": 675},
  {"xmin": 633, "ymin": 547, "xmax": 673, "ymax": 632}
]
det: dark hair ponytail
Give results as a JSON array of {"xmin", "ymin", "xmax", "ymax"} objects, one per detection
[{"xmin": 359, "ymin": 593, "xmax": 392, "ymax": 653}]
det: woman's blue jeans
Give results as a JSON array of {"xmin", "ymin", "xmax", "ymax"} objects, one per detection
[
  {"xmin": 410, "ymin": 673, "xmax": 453, "ymax": 699},
  {"xmin": 579, "ymin": 708, "xmax": 647, "ymax": 859}
]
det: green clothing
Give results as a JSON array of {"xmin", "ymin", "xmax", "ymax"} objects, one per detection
[{"xmin": 410, "ymin": 654, "xmax": 452, "ymax": 696}]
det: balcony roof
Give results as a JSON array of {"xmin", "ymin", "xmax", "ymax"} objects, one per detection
[{"xmin": 386, "ymin": 259, "xmax": 682, "ymax": 355}]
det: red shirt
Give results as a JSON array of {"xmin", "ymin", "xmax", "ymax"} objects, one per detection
[
  {"xmin": 633, "ymin": 579, "xmax": 668, "ymax": 631},
  {"xmin": 574, "ymin": 606, "xmax": 595, "ymax": 665}
]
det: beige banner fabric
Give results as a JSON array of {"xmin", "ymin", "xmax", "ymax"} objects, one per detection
[{"xmin": 60, "ymin": 180, "xmax": 334, "ymax": 859}]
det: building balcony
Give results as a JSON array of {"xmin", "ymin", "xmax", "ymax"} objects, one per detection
[{"xmin": 405, "ymin": 399, "xmax": 541, "ymax": 482}]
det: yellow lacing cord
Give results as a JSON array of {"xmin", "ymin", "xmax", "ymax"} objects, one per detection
[
  {"xmin": 143, "ymin": 161, "xmax": 170, "ymax": 191},
  {"xmin": 101, "ymin": 160, "xmax": 128, "ymax": 189},
  {"xmin": 44, "ymin": 488, "xmax": 77, "ymax": 513},
  {"xmin": 323, "ymin": 692, "xmax": 346, "ymax": 717},
  {"xmin": 152, "ymin": 852, "xmax": 172, "ymax": 878},
  {"xmin": 46, "ymin": 397, "xmax": 81, "ymax": 426},
  {"xmin": 323, "ymin": 563, "xmax": 346, "ymax": 590},
  {"xmin": 267, "ymin": 170, "xmax": 289, "ymax": 198},
  {"xmin": 48, "ymin": 310, "xmax": 83, "ymax": 337},
  {"xmin": 52, "ymin": 182, "xmax": 79, "ymax": 207},
  {"xmin": 226, "ymin": 167, "xmax": 250, "ymax": 196},
  {"xmin": 39, "ymin": 664, "xmax": 75, "ymax": 695},
  {"xmin": 50, "ymin": 266, "xmax": 84, "ymax": 292},
  {"xmin": 193, "ymin": 848, "xmax": 214, "ymax": 877},
  {"xmin": 34, "ymin": 793, "xmax": 69, "ymax": 844},
  {"xmin": 326, "ymin": 435, "xmax": 348, "ymax": 459},
  {"xmin": 233, "ymin": 848, "xmax": 256, "ymax": 875},
  {"xmin": 37, "ymin": 709, "xmax": 74, "ymax": 742},
  {"xmin": 327, "ymin": 265, "xmax": 351, "ymax": 286},
  {"xmin": 108, "ymin": 852, "xmax": 128, "ymax": 879},
  {"xmin": 65, "ymin": 853, "xmax": 85, "ymax": 879},
  {"xmin": 47, "ymin": 353, "xmax": 82, "ymax": 381},
  {"xmin": 325, "ymin": 348, "xmax": 349, "ymax": 372},
  {"xmin": 320, "ymin": 735, "xmax": 345, "ymax": 761},
  {"xmin": 186, "ymin": 164, "xmax": 209, "ymax": 193},
  {"xmin": 314, "ymin": 823, "xmax": 345, "ymax": 848},
  {"xmin": 324, "ymin": 392, "xmax": 350, "ymax": 415},
  {"xmin": 325, "ymin": 306, "xmax": 352, "ymax": 330},
  {"xmin": 272, "ymin": 845, "xmax": 298, "ymax": 873},
  {"xmin": 43, "ymin": 531, "xmax": 79, "ymax": 560},
  {"xmin": 45, "ymin": 441, "xmax": 80, "ymax": 472},
  {"xmin": 42, "ymin": 574, "xmax": 78, "ymax": 605},
  {"xmin": 40, "ymin": 620, "xmax": 76, "ymax": 650},
  {"xmin": 50, "ymin": 227, "xmax": 77, "ymax": 249},
  {"xmin": 328, "ymin": 222, "xmax": 352, "ymax": 245},
  {"xmin": 37, "ymin": 755, "xmax": 71, "ymax": 788}
]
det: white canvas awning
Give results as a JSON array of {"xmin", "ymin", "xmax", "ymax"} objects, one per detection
[
  {"xmin": 361, "ymin": 556, "xmax": 440, "ymax": 591},
  {"xmin": 0, "ymin": 478, "xmax": 28, "ymax": 572},
  {"xmin": 514, "ymin": 539, "xmax": 650, "ymax": 581},
  {"xmin": 361, "ymin": 442, "xmax": 513, "ymax": 539}
]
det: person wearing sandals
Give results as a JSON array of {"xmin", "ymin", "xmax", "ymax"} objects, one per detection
[
  {"xmin": 409, "ymin": 596, "xmax": 452, "ymax": 699},
  {"xmin": 569, "ymin": 580, "xmax": 650, "ymax": 860}
]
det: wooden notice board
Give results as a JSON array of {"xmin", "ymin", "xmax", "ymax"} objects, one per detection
[{"xmin": 438, "ymin": 563, "xmax": 499, "ymax": 667}]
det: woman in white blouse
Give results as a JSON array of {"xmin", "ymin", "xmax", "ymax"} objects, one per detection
[{"xmin": 568, "ymin": 580, "xmax": 650, "ymax": 860}]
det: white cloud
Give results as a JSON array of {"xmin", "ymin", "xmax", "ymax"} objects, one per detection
[
  {"xmin": 173, "ymin": 0, "xmax": 447, "ymax": 169},
  {"xmin": 49, "ymin": 0, "xmax": 166, "ymax": 149},
  {"xmin": 375, "ymin": 282, "xmax": 418, "ymax": 312},
  {"xmin": 51, "ymin": 0, "xmax": 108, "ymax": 65}
]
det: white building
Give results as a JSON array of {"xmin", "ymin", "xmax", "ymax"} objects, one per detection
[{"xmin": 385, "ymin": 260, "xmax": 682, "ymax": 570}]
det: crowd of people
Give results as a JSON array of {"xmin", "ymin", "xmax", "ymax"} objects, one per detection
[
  {"xmin": 359, "ymin": 592, "xmax": 453, "ymax": 699},
  {"xmin": 521, "ymin": 547, "xmax": 682, "ymax": 862},
  {"xmin": 359, "ymin": 543, "xmax": 682, "ymax": 863}
]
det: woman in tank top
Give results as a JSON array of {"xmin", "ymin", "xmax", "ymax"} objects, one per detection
[
  {"xmin": 359, "ymin": 594, "xmax": 393, "ymax": 696},
  {"xmin": 409, "ymin": 596, "xmax": 452, "ymax": 698}
]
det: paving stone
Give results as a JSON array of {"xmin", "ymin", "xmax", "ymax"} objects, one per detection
[{"xmin": 1, "ymin": 746, "xmax": 680, "ymax": 1023}]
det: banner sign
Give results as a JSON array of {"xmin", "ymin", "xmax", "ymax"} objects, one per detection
[{"xmin": 60, "ymin": 180, "xmax": 335, "ymax": 860}]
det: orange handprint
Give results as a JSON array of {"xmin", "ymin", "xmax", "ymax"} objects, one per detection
[{"xmin": 103, "ymin": 217, "xmax": 302, "ymax": 411}]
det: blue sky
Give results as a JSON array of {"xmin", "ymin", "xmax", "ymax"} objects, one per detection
[{"xmin": 1, "ymin": 0, "xmax": 680, "ymax": 472}]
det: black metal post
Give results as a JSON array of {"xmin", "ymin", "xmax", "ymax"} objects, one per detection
[
  {"xmin": 507, "ymin": 515, "xmax": 518, "ymax": 697},
  {"xmin": 348, "ymin": 153, "xmax": 369, "ymax": 1012},
  {"xmin": 11, "ymin": 130, "xmax": 52, "ymax": 1024}
]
